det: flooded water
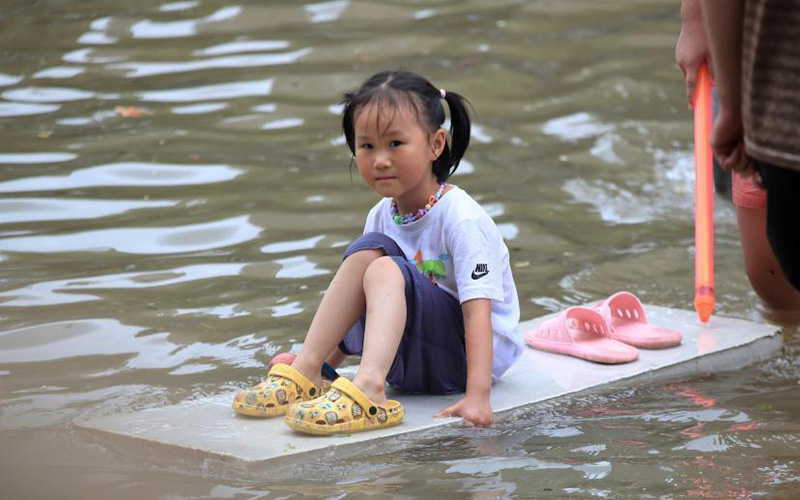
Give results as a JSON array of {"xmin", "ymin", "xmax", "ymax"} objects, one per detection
[{"xmin": 1, "ymin": 0, "xmax": 798, "ymax": 498}]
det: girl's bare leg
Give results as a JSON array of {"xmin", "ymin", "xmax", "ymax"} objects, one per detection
[
  {"xmin": 352, "ymin": 256, "xmax": 407, "ymax": 405},
  {"xmin": 738, "ymin": 206, "xmax": 800, "ymax": 324},
  {"xmin": 291, "ymin": 248, "xmax": 384, "ymax": 388}
]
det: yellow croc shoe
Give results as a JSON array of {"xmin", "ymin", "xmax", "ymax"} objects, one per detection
[
  {"xmin": 232, "ymin": 363, "xmax": 328, "ymax": 418},
  {"xmin": 284, "ymin": 377, "xmax": 404, "ymax": 435}
]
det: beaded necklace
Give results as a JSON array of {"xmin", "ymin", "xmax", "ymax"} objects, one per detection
[{"xmin": 390, "ymin": 182, "xmax": 447, "ymax": 225}]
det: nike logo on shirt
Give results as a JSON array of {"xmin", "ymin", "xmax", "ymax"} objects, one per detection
[{"xmin": 471, "ymin": 263, "xmax": 489, "ymax": 280}]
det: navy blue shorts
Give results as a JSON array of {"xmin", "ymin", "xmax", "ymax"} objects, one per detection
[{"xmin": 338, "ymin": 232, "xmax": 467, "ymax": 395}]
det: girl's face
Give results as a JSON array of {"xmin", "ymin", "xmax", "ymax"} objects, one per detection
[{"xmin": 353, "ymin": 102, "xmax": 446, "ymax": 213}]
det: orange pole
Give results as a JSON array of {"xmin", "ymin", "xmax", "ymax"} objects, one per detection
[{"xmin": 694, "ymin": 64, "xmax": 715, "ymax": 323}]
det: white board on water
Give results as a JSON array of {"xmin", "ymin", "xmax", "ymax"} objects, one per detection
[{"xmin": 76, "ymin": 305, "xmax": 781, "ymax": 465}]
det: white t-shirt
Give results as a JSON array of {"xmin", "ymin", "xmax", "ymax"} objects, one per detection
[{"xmin": 362, "ymin": 185, "xmax": 522, "ymax": 381}]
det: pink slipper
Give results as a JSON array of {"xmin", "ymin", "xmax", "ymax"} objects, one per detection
[
  {"xmin": 591, "ymin": 291, "xmax": 682, "ymax": 349},
  {"xmin": 525, "ymin": 307, "xmax": 639, "ymax": 364}
]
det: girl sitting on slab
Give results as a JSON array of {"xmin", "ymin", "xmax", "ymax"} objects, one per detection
[{"xmin": 233, "ymin": 70, "xmax": 521, "ymax": 433}]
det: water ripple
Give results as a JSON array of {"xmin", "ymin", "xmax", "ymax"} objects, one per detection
[
  {"xmin": 543, "ymin": 112, "xmax": 613, "ymax": 142},
  {"xmin": 195, "ymin": 39, "xmax": 291, "ymax": 56},
  {"xmin": 139, "ymin": 78, "xmax": 273, "ymax": 102},
  {"xmin": 0, "ymin": 152, "xmax": 77, "ymax": 164},
  {"xmin": 0, "ymin": 102, "xmax": 60, "ymax": 117},
  {"xmin": 273, "ymin": 256, "xmax": 329, "ymax": 279},
  {"xmin": 261, "ymin": 235, "xmax": 325, "ymax": 254},
  {"xmin": 32, "ymin": 67, "xmax": 86, "ymax": 79},
  {"xmin": 305, "ymin": 0, "xmax": 350, "ymax": 23},
  {"xmin": 62, "ymin": 47, "xmax": 127, "ymax": 64},
  {"xmin": 0, "ymin": 162, "xmax": 243, "ymax": 193},
  {"xmin": 261, "ymin": 117, "xmax": 304, "ymax": 130},
  {"xmin": 129, "ymin": 6, "xmax": 242, "ymax": 39},
  {"xmin": 0, "ymin": 318, "xmax": 265, "ymax": 370},
  {"xmin": 171, "ymin": 102, "xmax": 228, "ymax": 115},
  {"xmin": 160, "ymin": 1, "xmax": 200, "ymax": 13},
  {"xmin": 0, "ymin": 198, "xmax": 177, "ymax": 224},
  {"xmin": 0, "ymin": 263, "xmax": 248, "ymax": 307},
  {"xmin": 0, "ymin": 72, "xmax": 23, "ymax": 86},
  {"xmin": 77, "ymin": 32, "xmax": 118, "ymax": 45},
  {"xmin": 112, "ymin": 48, "xmax": 312, "ymax": 78},
  {"xmin": 0, "ymin": 215, "xmax": 262, "ymax": 254},
  {"xmin": 1, "ymin": 86, "xmax": 95, "ymax": 103}
]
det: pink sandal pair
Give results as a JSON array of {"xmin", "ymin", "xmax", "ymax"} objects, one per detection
[{"xmin": 525, "ymin": 292, "xmax": 682, "ymax": 364}]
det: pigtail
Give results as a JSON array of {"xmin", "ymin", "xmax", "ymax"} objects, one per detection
[
  {"xmin": 341, "ymin": 90, "xmax": 358, "ymax": 155},
  {"xmin": 433, "ymin": 91, "xmax": 471, "ymax": 182}
]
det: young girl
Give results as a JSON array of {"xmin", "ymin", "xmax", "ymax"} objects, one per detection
[{"xmin": 232, "ymin": 70, "xmax": 521, "ymax": 434}]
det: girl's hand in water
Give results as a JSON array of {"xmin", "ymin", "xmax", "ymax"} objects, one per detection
[
  {"xmin": 268, "ymin": 352, "xmax": 297, "ymax": 369},
  {"xmin": 434, "ymin": 392, "xmax": 494, "ymax": 427}
]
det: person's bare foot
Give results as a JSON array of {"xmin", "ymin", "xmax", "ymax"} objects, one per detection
[
  {"xmin": 352, "ymin": 372, "xmax": 387, "ymax": 406},
  {"xmin": 290, "ymin": 357, "xmax": 324, "ymax": 390},
  {"xmin": 760, "ymin": 306, "xmax": 800, "ymax": 327}
]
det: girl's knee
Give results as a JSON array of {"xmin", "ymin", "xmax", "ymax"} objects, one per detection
[
  {"xmin": 344, "ymin": 247, "xmax": 384, "ymax": 264},
  {"xmin": 363, "ymin": 256, "xmax": 404, "ymax": 290},
  {"xmin": 343, "ymin": 233, "xmax": 402, "ymax": 260}
]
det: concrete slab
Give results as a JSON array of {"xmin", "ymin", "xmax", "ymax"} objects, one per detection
[{"xmin": 76, "ymin": 305, "xmax": 782, "ymax": 466}]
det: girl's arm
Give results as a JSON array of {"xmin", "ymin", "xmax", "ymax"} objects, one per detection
[{"xmin": 433, "ymin": 298, "xmax": 494, "ymax": 427}]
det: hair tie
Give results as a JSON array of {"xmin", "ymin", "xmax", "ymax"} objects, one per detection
[{"xmin": 439, "ymin": 88, "xmax": 446, "ymax": 99}]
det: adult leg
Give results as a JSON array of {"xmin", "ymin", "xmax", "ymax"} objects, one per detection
[
  {"xmin": 737, "ymin": 205, "xmax": 800, "ymax": 322},
  {"xmin": 352, "ymin": 256, "xmax": 407, "ymax": 405},
  {"xmin": 758, "ymin": 163, "xmax": 800, "ymax": 291}
]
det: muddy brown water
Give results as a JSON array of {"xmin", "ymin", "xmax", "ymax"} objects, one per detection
[{"xmin": 1, "ymin": 1, "xmax": 798, "ymax": 498}]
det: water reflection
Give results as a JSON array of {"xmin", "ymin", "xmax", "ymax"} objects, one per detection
[
  {"xmin": 77, "ymin": 32, "xmax": 118, "ymax": 45},
  {"xmin": 0, "ymin": 0, "xmax": 798, "ymax": 497},
  {"xmin": 542, "ymin": 112, "xmax": 613, "ymax": 142},
  {"xmin": 260, "ymin": 117, "xmax": 304, "ymax": 130},
  {"xmin": 0, "ymin": 215, "xmax": 262, "ymax": 254},
  {"xmin": 175, "ymin": 304, "xmax": 251, "ymax": 319},
  {"xmin": 273, "ymin": 256, "xmax": 329, "ymax": 279},
  {"xmin": 139, "ymin": 78, "xmax": 274, "ymax": 101},
  {"xmin": 32, "ymin": 67, "xmax": 86, "ymax": 79},
  {"xmin": 0, "ymin": 152, "xmax": 76, "ymax": 164},
  {"xmin": 160, "ymin": 1, "xmax": 200, "ymax": 13},
  {"xmin": 2, "ymin": 86, "xmax": 94, "ymax": 102},
  {"xmin": 196, "ymin": 40, "xmax": 291, "ymax": 56},
  {"xmin": 305, "ymin": 0, "xmax": 350, "ymax": 23},
  {"xmin": 261, "ymin": 234, "xmax": 325, "ymax": 254},
  {"xmin": 0, "ymin": 198, "xmax": 177, "ymax": 224},
  {"xmin": 171, "ymin": 102, "xmax": 228, "ymax": 114},
  {"xmin": 0, "ymin": 263, "xmax": 248, "ymax": 307},
  {"xmin": 127, "ymin": 6, "xmax": 243, "ymax": 39},
  {"xmin": 0, "ymin": 73, "xmax": 23, "ymax": 86},
  {"xmin": 0, "ymin": 162, "xmax": 243, "ymax": 192},
  {"xmin": 113, "ymin": 48, "xmax": 312, "ymax": 78},
  {"xmin": 562, "ymin": 178, "xmax": 652, "ymax": 224},
  {"xmin": 0, "ymin": 318, "xmax": 273, "ymax": 371},
  {"xmin": 0, "ymin": 101, "xmax": 60, "ymax": 117},
  {"xmin": 444, "ymin": 456, "xmax": 572, "ymax": 475},
  {"xmin": 62, "ymin": 47, "xmax": 127, "ymax": 64}
]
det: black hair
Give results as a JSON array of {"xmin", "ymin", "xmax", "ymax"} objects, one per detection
[{"xmin": 341, "ymin": 70, "xmax": 471, "ymax": 183}]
